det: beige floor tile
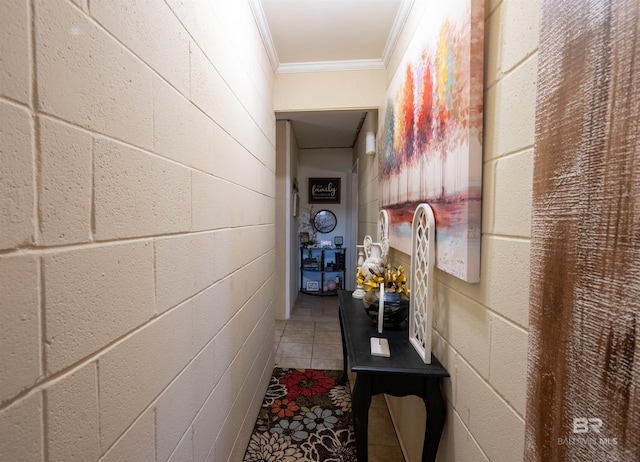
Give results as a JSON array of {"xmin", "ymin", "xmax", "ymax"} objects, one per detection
[
  {"xmin": 368, "ymin": 444, "xmax": 405, "ymax": 462},
  {"xmin": 283, "ymin": 320, "xmax": 315, "ymax": 332},
  {"xmin": 368, "ymin": 404, "xmax": 400, "ymax": 446},
  {"xmin": 280, "ymin": 330, "xmax": 315, "ymax": 343},
  {"xmin": 296, "ymin": 297, "xmax": 322, "ymax": 308},
  {"xmin": 314, "ymin": 330, "xmax": 343, "ymax": 344},
  {"xmin": 276, "ymin": 342, "xmax": 313, "ymax": 358},
  {"xmin": 311, "ymin": 306, "xmax": 325, "ymax": 317},
  {"xmin": 315, "ymin": 320, "xmax": 341, "ymax": 332},
  {"xmin": 276, "ymin": 291, "xmax": 404, "ymax": 457},
  {"xmin": 293, "ymin": 304, "xmax": 318, "ymax": 314},
  {"xmin": 275, "ymin": 357, "xmax": 312, "ymax": 369},
  {"xmin": 323, "ymin": 305, "xmax": 339, "ymax": 316},
  {"xmin": 311, "ymin": 358, "xmax": 344, "ymax": 371},
  {"xmin": 290, "ymin": 308, "xmax": 312, "ymax": 319},
  {"xmin": 312, "ymin": 343, "xmax": 343, "ymax": 359},
  {"xmin": 370, "ymin": 394, "xmax": 388, "ymax": 409}
]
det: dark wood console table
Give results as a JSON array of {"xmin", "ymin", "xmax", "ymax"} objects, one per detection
[{"xmin": 338, "ymin": 290, "xmax": 449, "ymax": 462}]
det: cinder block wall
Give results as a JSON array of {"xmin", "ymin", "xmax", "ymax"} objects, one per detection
[
  {"xmin": 356, "ymin": 0, "xmax": 540, "ymax": 460},
  {"xmin": 0, "ymin": 1, "xmax": 276, "ymax": 461}
]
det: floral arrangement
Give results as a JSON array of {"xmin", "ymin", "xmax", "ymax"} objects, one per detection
[
  {"xmin": 297, "ymin": 205, "xmax": 318, "ymax": 246},
  {"xmin": 356, "ymin": 264, "xmax": 410, "ymax": 297}
]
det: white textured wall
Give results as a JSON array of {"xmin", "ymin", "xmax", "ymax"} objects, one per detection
[
  {"xmin": 286, "ymin": 123, "xmax": 300, "ymax": 315},
  {"xmin": 354, "ymin": 112, "xmax": 381, "ymax": 243},
  {"xmin": 356, "ymin": 0, "xmax": 539, "ymax": 460},
  {"xmin": 275, "ymin": 120, "xmax": 300, "ymax": 319},
  {"xmin": 0, "ymin": 0, "xmax": 276, "ymax": 461}
]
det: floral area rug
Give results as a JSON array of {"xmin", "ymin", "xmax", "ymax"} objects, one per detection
[{"xmin": 243, "ymin": 368, "xmax": 357, "ymax": 462}]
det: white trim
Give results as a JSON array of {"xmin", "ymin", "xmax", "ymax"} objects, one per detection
[
  {"xmin": 249, "ymin": 0, "xmax": 414, "ymax": 74},
  {"xmin": 284, "ymin": 121, "xmax": 292, "ymax": 319},
  {"xmin": 248, "ymin": 0, "xmax": 279, "ymax": 71},
  {"xmin": 381, "ymin": 0, "xmax": 414, "ymax": 66},
  {"xmin": 277, "ymin": 59, "xmax": 386, "ymax": 74},
  {"xmin": 348, "ymin": 161, "xmax": 359, "ymax": 291}
]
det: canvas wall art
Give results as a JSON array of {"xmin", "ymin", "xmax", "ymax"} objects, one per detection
[{"xmin": 378, "ymin": 0, "xmax": 484, "ymax": 282}]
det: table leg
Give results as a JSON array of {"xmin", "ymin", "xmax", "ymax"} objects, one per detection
[
  {"xmin": 338, "ymin": 311, "xmax": 348, "ymax": 385},
  {"xmin": 421, "ymin": 378, "xmax": 446, "ymax": 462},
  {"xmin": 352, "ymin": 373, "xmax": 373, "ymax": 462}
]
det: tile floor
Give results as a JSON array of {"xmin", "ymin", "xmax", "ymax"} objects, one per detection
[{"xmin": 275, "ymin": 292, "xmax": 405, "ymax": 462}]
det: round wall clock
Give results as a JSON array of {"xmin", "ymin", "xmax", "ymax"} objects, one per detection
[{"xmin": 313, "ymin": 210, "xmax": 337, "ymax": 233}]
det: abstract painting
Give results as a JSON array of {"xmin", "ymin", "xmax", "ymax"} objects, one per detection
[{"xmin": 378, "ymin": 0, "xmax": 484, "ymax": 282}]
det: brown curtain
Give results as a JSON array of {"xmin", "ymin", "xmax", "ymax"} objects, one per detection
[{"xmin": 525, "ymin": 0, "xmax": 640, "ymax": 460}]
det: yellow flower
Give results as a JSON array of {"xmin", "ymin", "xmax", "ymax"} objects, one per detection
[
  {"xmin": 355, "ymin": 265, "xmax": 410, "ymax": 296},
  {"xmin": 363, "ymin": 273, "xmax": 385, "ymax": 292}
]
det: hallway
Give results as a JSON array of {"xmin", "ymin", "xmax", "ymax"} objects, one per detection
[{"xmin": 274, "ymin": 293, "xmax": 405, "ymax": 462}]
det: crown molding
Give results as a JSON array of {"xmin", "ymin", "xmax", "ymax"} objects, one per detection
[
  {"xmin": 381, "ymin": 0, "xmax": 414, "ymax": 66},
  {"xmin": 277, "ymin": 59, "xmax": 386, "ymax": 74},
  {"xmin": 248, "ymin": 0, "xmax": 279, "ymax": 71},
  {"xmin": 250, "ymin": 0, "xmax": 414, "ymax": 74}
]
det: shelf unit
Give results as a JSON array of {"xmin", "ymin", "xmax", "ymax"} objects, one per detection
[{"xmin": 300, "ymin": 247, "xmax": 346, "ymax": 296}]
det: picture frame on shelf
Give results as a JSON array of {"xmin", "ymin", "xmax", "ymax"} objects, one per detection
[
  {"xmin": 306, "ymin": 280, "xmax": 320, "ymax": 292},
  {"xmin": 334, "ymin": 236, "xmax": 343, "ymax": 247}
]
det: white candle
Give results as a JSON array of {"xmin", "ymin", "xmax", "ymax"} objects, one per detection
[{"xmin": 378, "ymin": 283, "xmax": 384, "ymax": 334}]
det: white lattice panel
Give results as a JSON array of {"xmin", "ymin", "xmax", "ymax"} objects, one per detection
[
  {"xmin": 410, "ymin": 204, "xmax": 435, "ymax": 364},
  {"xmin": 378, "ymin": 209, "xmax": 389, "ymax": 242}
]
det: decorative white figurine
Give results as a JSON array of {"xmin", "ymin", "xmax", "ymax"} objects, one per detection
[
  {"xmin": 352, "ymin": 245, "xmax": 367, "ymax": 299},
  {"xmin": 361, "ymin": 235, "xmax": 389, "ymax": 279}
]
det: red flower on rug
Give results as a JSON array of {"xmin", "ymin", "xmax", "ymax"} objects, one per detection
[
  {"xmin": 280, "ymin": 369, "xmax": 336, "ymax": 399},
  {"xmin": 270, "ymin": 398, "xmax": 300, "ymax": 418}
]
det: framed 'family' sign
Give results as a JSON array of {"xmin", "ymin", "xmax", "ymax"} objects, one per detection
[{"xmin": 308, "ymin": 177, "xmax": 341, "ymax": 204}]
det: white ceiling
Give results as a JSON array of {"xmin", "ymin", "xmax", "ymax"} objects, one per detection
[
  {"xmin": 276, "ymin": 110, "xmax": 367, "ymax": 149},
  {"xmin": 250, "ymin": 0, "xmax": 413, "ymax": 149}
]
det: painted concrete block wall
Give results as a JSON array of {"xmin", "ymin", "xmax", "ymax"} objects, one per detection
[
  {"xmin": 0, "ymin": 1, "xmax": 275, "ymax": 461},
  {"xmin": 354, "ymin": 112, "xmax": 381, "ymax": 242},
  {"xmin": 355, "ymin": 0, "xmax": 539, "ymax": 460}
]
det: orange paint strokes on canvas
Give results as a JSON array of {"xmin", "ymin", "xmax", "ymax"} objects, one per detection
[
  {"xmin": 415, "ymin": 54, "xmax": 434, "ymax": 156},
  {"xmin": 434, "ymin": 19, "xmax": 452, "ymax": 139},
  {"xmin": 380, "ymin": 10, "xmax": 473, "ymax": 172},
  {"xmin": 377, "ymin": 1, "xmax": 484, "ymax": 282},
  {"xmin": 402, "ymin": 64, "xmax": 415, "ymax": 161}
]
